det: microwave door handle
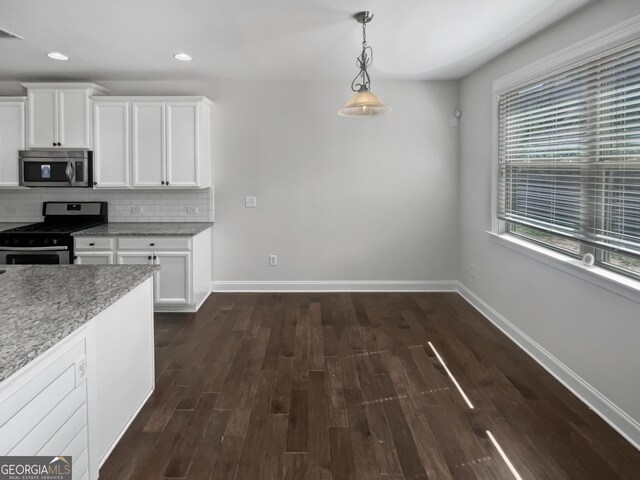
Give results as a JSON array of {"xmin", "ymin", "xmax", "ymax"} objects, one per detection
[{"xmin": 65, "ymin": 160, "xmax": 75, "ymax": 184}]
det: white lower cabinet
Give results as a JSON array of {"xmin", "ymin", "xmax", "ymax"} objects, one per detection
[
  {"xmin": 116, "ymin": 251, "xmax": 153, "ymax": 266},
  {"xmin": 75, "ymin": 252, "xmax": 114, "ymax": 265},
  {"xmin": 76, "ymin": 229, "xmax": 210, "ymax": 312},
  {"xmin": 154, "ymin": 252, "xmax": 191, "ymax": 305},
  {"xmin": 116, "ymin": 251, "xmax": 191, "ymax": 305}
]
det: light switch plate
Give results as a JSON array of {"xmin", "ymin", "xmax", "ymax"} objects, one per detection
[
  {"xmin": 131, "ymin": 205, "xmax": 144, "ymax": 215},
  {"xmin": 245, "ymin": 196, "xmax": 257, "ymax": 208},
  {"xmin": 187, "ymin": 206, "xmax": 199, "ymax": 214}
]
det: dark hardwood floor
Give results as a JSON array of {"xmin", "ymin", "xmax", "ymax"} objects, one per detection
[{"xmin": 100, "ymin": 292, "xmax": 640, "ymax": 479}]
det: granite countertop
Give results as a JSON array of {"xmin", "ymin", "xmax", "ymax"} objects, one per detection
[
  {"xmin": 0, "ymin": 264, "xmax": 158, "ymax": 382},
  {"xmin": 0, "ymin": 223, "xmax": 30, "ymax": 232},
  {"xmin": 72, "ymin": 222, "xmax": 214, "ymax": 237}
]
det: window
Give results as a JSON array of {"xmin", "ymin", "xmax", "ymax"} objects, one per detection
[{"xmin": 497, "ymin": 42, "xmax": 640, "ymax": 279}]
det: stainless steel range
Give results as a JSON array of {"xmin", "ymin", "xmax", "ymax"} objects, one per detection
[{"xmin": 0, "ymin": 202, "xmax": 108, "ymax": 264}]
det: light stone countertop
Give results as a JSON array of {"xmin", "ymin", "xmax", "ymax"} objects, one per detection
[
  {"xmin": 72, "ymin": 222, "xmax": 214, "ymax": 237},
  {"xmin": 0, "ymin": 264, "xmax": 158, "ymax": 382}
]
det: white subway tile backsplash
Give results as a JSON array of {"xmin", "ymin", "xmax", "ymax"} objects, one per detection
[{"xmin": 0, "ymin": 187, "xmax": 214, "ymax": 223}]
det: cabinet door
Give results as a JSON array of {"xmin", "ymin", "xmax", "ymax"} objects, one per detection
[
  {"xmin": 75, "ymin": 252, "xmax": 113, "ymax": 265},
  {"xmin": 116, "ymin": 251, "xmax": 153, "ymax": 265},
  {"xmin": 27, "ymin": 89, "xmax": 57, "ymax": 148},
  {"xmin": 58, "ymin": 89, "xmax": 90, "ymax": 148},
  {"xmin": 166, "ymin": 102, "xmax": 199, "ymax": 187},
  {"xmin": 0, "ymin": 101, "xmax": 25, "ymax": 187},
  {"xmin": 132, "ymin": 102, "xmax": 165, "ymax": 187},
  {"xmin": 94, "ymin": 102, "xmax": 130, "ymax": 188},
  {"xmin": 154, "ymin": 251, "xmax": 191, "ymax": 305}
]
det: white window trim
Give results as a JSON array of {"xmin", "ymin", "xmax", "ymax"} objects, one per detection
[
  {"xmin": 486, "ymin": 231, "xmax": 640, "ymax": 304},
  {"xmin": 489, "ymin": 14, "xmax": 640, "ymax": 302}
]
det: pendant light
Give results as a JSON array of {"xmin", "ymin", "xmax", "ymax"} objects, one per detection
[{"xmin": 338, "ymin": 11, "xmax": 391, "ymax": 117}]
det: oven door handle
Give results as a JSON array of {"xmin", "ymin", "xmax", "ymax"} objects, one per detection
[
  {"xmin": 66, "ymin": 160, "xmax": 76, "ymax": 184},
  {"xmin": 0, "ymin": 246, "xmax": 69, "ymax": 251}
]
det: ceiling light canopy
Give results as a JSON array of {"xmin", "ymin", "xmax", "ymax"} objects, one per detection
[
  {"xmin": 47, "ymin": 52, "xmax": 68, "ymax": 61},
  {"xmin": 338, "ymin": 12, "xmax": 390, "ymax": 118},
  {"xmin": 174, "ymin": 52, "xmax": 192, "ymax": 61}
]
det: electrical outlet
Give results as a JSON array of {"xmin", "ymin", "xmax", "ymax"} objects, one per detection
[
  {"xmin": 269, "ymin": 255, "xmax": 278, "ymax": 266},
  {"xmin": 76, "ymin": 357, "xmax": 87, "ymax": 384},
  {"xmin": 187, "ymin": 206, "xmax": 199, "ymax": 214},
  {"xmin": 131, "ymin": 205, "xmax": 144, "ymax": 215},
  {"xmin": 245, "ymin": 196, "xmax": 257, "ymax": 208}
]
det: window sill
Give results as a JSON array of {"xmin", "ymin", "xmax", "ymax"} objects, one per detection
[{"xmin": 487, "ymin": 231, "xmax": 640, "ymax": 304}]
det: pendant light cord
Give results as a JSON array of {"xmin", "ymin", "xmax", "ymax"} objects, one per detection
[{"xmin": 351, "ymin": 19, "xmax": 373, "ymax": 92}]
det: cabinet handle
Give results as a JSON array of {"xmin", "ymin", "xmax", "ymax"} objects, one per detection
[
  {"xmin": 89, "ymin": 242, "xmax": 95, "ymax": 246},
  {"xmin": 147, "ymin": 255, "xmax": 152, "ymax": 260},
  {"xmin": 153, "ymin": 255, "xmax": 157, "ymax": 260},
  {"xmin": 52, "ymin": 142, "xmax": 56, "ymax": 147},
  {"xmin": 93, "ymin": 181, "xmax": 97, "ymax": 186},
  {"xmin": 166, "ymin": 181, "xmax": 170, "ymax": 186},
  {"xmin": 73, "ymin": 255, "xmax": 78, "ymax": 260},
  {"xmin": 58, "ymin": 142, "xmax": 62, "ymax": 146},
  {"xmin": 161, "ymin": 181, "xmax": 165, "ymax": 185},
  {"xmin": 150, "ymin": 242, "xmax": 155, "ymax": 246}
]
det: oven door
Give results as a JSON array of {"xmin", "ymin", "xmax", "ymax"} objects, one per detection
[{"xmin": 0, "ymin": 247, "xmax": 70, "ymax": 265}]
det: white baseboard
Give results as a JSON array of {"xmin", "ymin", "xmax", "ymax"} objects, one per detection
[
  {"xmin": 457, "ymin": 282, "xmax": 640, "ymax": 451},
  {"xmin": 212, "ymin": 280, "xmax": 458, "ymax": 293}
]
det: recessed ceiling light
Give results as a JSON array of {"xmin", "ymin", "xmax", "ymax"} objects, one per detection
[
  {"xmin": 47, "ymin": 52, "xmax": 68, "ymax": 61},
  {"xmin": 173, "ymin": 52, "xmax": 192, "ymax": 62}
]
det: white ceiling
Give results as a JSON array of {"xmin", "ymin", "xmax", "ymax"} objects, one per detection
[{"xmin": 0, "ymin": 0, "xmax": 592, "ymax": 82}]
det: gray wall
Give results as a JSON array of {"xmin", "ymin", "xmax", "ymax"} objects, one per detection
[
  {"xmin": 210, "ymin": 80, "xmax": 460, "ymax": 284},
  {"xmin": 459, "ymin": 0, "xmax": 640, "ymax": 435},
  {"xmin": 0, "ymin": 79, "xmax": 461, "ymax": 284}
]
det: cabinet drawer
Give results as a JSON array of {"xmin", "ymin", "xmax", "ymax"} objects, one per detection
[
  {"xmin": 117, "ymin": 237, "xmax": 190, "ymax": 250},
  {"xmin": 75, "ymin": 237, "xmax": 114, "ymax": 250}
]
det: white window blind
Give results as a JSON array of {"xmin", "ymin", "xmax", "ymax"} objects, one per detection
[{"xmin": 498, "ymin": 42, "xmax": 640, "ymax": 257}]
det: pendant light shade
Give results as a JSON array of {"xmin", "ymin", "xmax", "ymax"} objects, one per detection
[
  {"xmin": 338, "ymin": 11, "xmax": 390, "ymax": 117},
  {"xmin": 338, "ymin": 88, "xmax": 391, "ymax": 117}
]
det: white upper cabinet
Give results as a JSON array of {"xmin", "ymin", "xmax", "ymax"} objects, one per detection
[
  {"xmin": 27, "ymin": 89, "xmax": 57, "ymax": 148},
  {"xmin": 58, "ymin": 89, "xmax": 91, "ymax": 148},
  {"xmin": 93, "ymin": 101, "xmax": 130, "ymax": 188},
  {"xmin": 22, "ymin": 83, "xmax": 107, "ymax": 149},
  {"xmin": 166, "ymin": 101, "xmax": 198, "ymax": 187},
  {"xmin": 93, "ymin": 96, "xmax": 212, "ymax": 189},
  {"xmin": 132, "ymin": 101, "xmax": 165, "ymax": 188},
  {"xmin": 0, "ymin": 98, "xmax": 26, "ymax": 187}
]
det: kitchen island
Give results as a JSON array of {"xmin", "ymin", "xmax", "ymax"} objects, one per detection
[{"xmin": 0, "ymin": 265, "xmax": 158, "ymax": 480}]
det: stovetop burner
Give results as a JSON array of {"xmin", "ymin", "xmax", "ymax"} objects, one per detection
[
  {"xmin": 5, "ymin": 221, "xmax": 105, "ymax": 235},
  {"xmin": 0, "ymin": 202, "xmax": 108, "ymax": 263}
]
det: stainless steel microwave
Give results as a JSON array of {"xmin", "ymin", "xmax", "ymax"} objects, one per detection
[{"xmin": 19, "ymin": 150, "xmax": 93, "ymax": 187}]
